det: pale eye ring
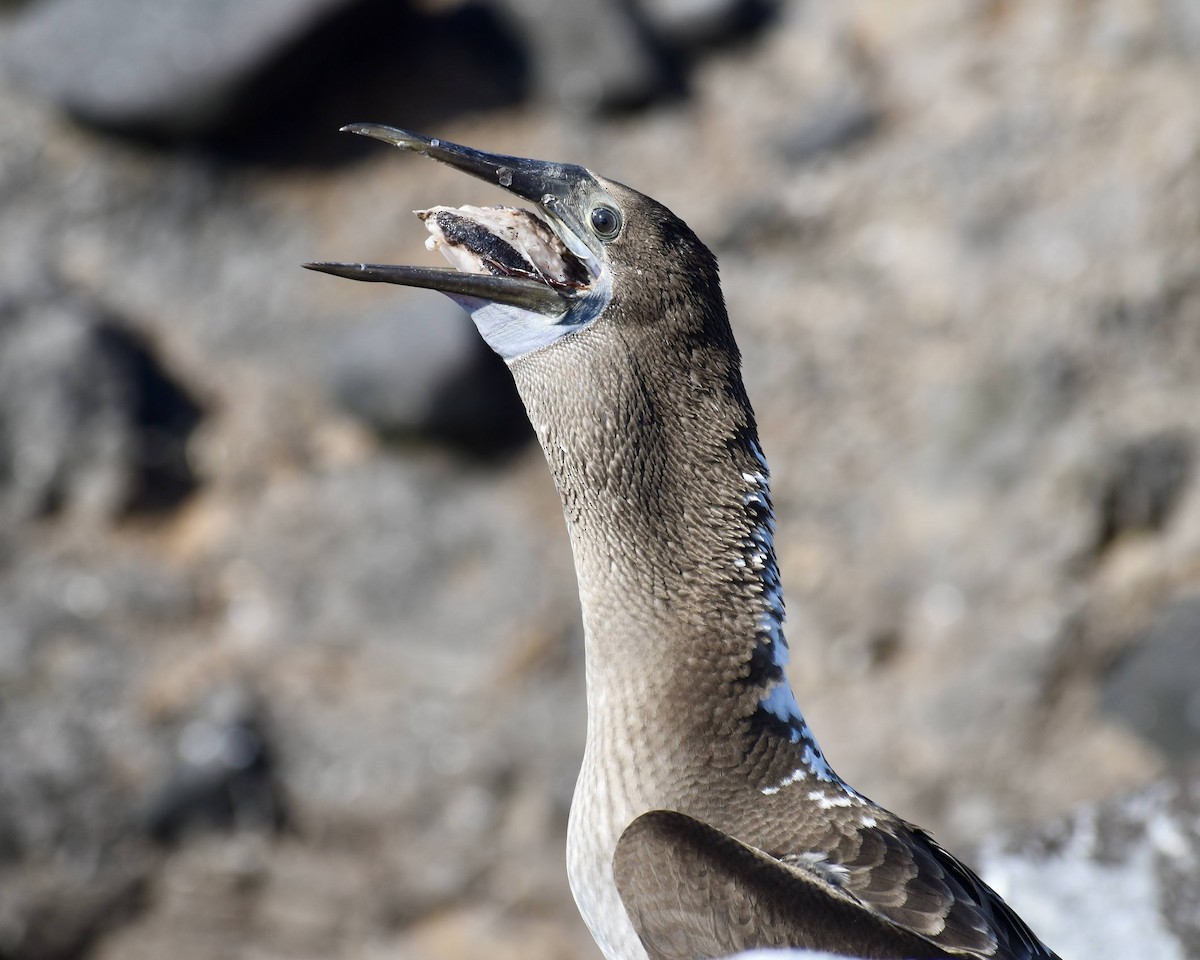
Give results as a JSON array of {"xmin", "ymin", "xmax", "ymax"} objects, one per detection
[{"xmin": 590, "ymin": 205, "xmax": 621, "ymax": 239}]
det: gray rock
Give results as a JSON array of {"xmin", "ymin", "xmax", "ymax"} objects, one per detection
[
  {"xmin": 1102, "ymin": 595, "xmax": 1200, "ymax": 765},
  {"xmin": 325, "ymin": 300, "xmax": 529, "ymax": 456},
  {"xmin": 144, "ymin": 684, "xmax": 288, "ymax": 845},
  {"xmin": 1161, "ymin": 0, "xmax": 1200, "ymax": 58},
  {"xmin": 0, "ymin": 299, "xmax": 203, "ymax": 525},
  {"xmin": 3, "ymin": 0, "xmax": 353, "ymax": 136},
  {"xmin": 1094, "ymin": 432, "xmax": 1193, "ymax": 554},
  {"xmin": 640, "ymin": 0, "xmax": 776, "ymax": 49},
  {"xmin": 777, "ymin": 87, "xmax": 882, "ymax": 165},
  {"xmin": 494, "ymin": 0, "xmax": 673, "ymax": 113},
  {"xmin": 0, "ymin": 858, "xmax": 150, "ymax": 960},
  {"xmin": 0, "ymin": 299, "xmax": 128, "ymax": 523},
  {"xmin": 978, "ymin": 771, "xmax": 1200, "ymax": 960},
  {"xmin": 0, "ymin": 557, "xmax": 163, "ymax": 960}
]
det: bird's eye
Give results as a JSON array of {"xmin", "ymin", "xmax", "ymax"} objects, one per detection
[{"xmin": 590, "ymin": 205, "xmax": 621, "ymax": 239}]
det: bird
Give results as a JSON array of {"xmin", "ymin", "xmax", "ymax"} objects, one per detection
[{"xmin": 306, "ymin": 124, "xmax": 1062, "ymax": 960}]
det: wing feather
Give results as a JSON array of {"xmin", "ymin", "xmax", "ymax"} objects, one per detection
[
  {"xmin": 614, "ymin": 810, "xmax": 956, "ymax": 960},
  {"xmin": 614, "ymin": 809, "xmax": 1062, "ymax": 960}
]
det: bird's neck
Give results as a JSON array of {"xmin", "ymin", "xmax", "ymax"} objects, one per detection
[{"xmin": 511, "ymin": 316, "xmax": 832, "ymax": 780}]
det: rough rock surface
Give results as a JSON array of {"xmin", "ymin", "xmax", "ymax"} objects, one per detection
[{"xmin": 1, "ymin": 1, "xmax": 1199, "ymax": 959}]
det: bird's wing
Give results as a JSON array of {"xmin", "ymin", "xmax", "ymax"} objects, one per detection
[
  {"xmin": 813, "ymin": 810, "xmax": 1059, "ymax": 960},
  {"xmin": 613, "ymin": 810, "xmax": 1061, "ymax": 960},
  {"xmin": 612, "ymin": 810, "xmax": 954, "ymax": 960}
]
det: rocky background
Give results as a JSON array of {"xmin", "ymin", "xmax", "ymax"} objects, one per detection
[{"xmin": 1, "ymin": 1, "xmax": 1199, "ymax": 958}]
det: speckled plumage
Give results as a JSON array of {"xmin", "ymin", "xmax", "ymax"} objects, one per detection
[
  {"xmin": 307, "ymin": 127, "xmax": 1061, "ymax": 960},
  {"xmin": 505, "ymin": 178, "xmax": 1057, "ymax": 960}
]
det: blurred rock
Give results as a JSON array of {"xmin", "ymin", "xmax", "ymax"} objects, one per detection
[
  {"xmin": 0, "ymin": 299, "xmax": 204, "ymax": 525},
  {"xmin": 933, "ymin": 349, "xmax": 1083, "ymax": 491},
  {"xmin": 325, "ymin": 301, "xmax": 530, "ymax": 457},
  {"xmin": 640, "ymin": 0, "xmax": 777, "ymax": 50},
  {"xmin": 3, "ymin": 0, "xmax": 353, "ymax": 137},
  {"xmin": 145, "ymin": 684, "xmax": 288, "ymax": 845},
  {"xmin": 1093, "ymin": 433, "xmax": 1193, "ymax": 555},
  {"xmin": 776, "ymin": 87, "xmax": 881, "ymax": 165},
  {"xmin": 1102, "ymin": 595, "xmax": 1200, "ymax": 765},
  {"xmin": 0, "ymin": 858, "xmax": 150, "ymax": 960},
  {"xmin": 493, "ymin": 0, "xmax": 779, "ymax": 114},
  {"xmin": 1162, "ymin": 0, "xmax": 1200, "ymax": 58},
  {"xmin": 494, "ymin": 0, "xmax": 675, "ymax": 113},
  {"xmin": 768, "ymin": 20, "xmax": 882, "ymax": 167},
  {"xmin": 0, "ymin": 299, "xmax": 128, "ymax": 522},
  {"xmin": 97, "ymin": 322, "xmax": 206, "ymax": 515},
  {"xmin": 978, "ymin": 770, "xmax": 1200, "ymax": 960},
  {"xmin": 204, "ymin": 0, "xmax": 530, "ymax": 166},
  {"xmin": 0, "ymin": 564, "xmax": 157, "ymax": 960}
]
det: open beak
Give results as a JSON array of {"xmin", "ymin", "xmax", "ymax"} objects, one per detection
[{"xmin": 303, "ymin": 125, "xmax": 596, "ymax": 318}]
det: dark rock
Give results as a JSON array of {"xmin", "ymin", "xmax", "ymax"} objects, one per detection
[
  {"xmin": 493, "ymin": 0, "xmax": 677, "ymax": 113},
  {"xmin": 0, "ymin": 859, "xmax": 150, "ymax": 960},
  {"xmin": 3, "ymin": 0, "xmax": 353, "ymax": 138},
  {"xmin": 203, "ymin": 0, "xmax": 531, "ymax": 166},
  {"xmin": 3, "ymin": 0, "xmax": 531, "ymax": 154},
  {"xmin": 490, "ymin": 0, "xmax": 776, "ymax": 115},
  {"xmin": 145, "ymin": 685, "xmax": 288, "ymax": 845},
  {"xmin": 0, "ymin": 299, "xmax": 204, "ymax": 525},
  {"xmin": 1102, "ymin": 595, "xmax": 1200, "ymax": 765},
  {"xmin": 95, "ymin": 323, "xmax": 206, "ymax": 516},
  {"xmin": 1094, "ymin": 432, "xmax": 1193, "ymax": 554},
  {"xmin": 325, "ymin": 301, "xmax": 530, "ymax": 458}
]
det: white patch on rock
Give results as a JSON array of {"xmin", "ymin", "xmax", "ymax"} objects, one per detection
[{"xmin": 977, "ymin": 792, "xmax": 1188, "ymax": 960}]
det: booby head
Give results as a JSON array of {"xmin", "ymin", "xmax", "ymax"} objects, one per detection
[{"xmin": 305, "ymin": 124, "xmax": 718, "ymax": 362}]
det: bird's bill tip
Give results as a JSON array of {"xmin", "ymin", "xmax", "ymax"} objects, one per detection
[
  {"xmin": 339, "ymin": 123, "xmax": 438, "ymax": 154},
  {"xmin": 301, "ymin": 261, "xmax": 570, "ymax": 316},
  {"xmin": 302, "ymin": 260, "xmax": 368, "ymax": 280}
]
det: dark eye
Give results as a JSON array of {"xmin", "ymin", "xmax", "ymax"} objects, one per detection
[{"xmin": 590, "ymin": 205, "xmax": 621, "ymax": 239}]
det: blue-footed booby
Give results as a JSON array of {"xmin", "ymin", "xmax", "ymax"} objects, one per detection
[{"xmin": 306, "ymin": 125, "xmax": 1061, "ymax": 960}]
